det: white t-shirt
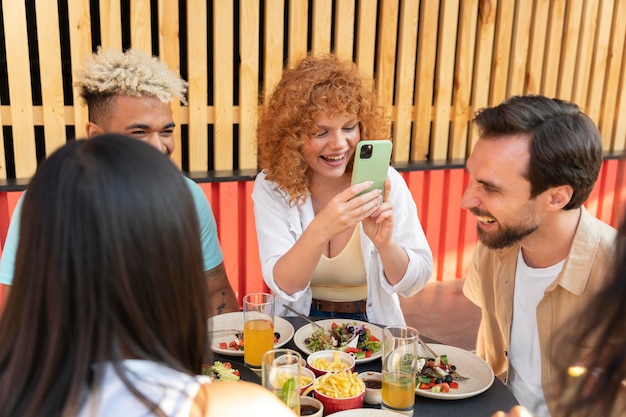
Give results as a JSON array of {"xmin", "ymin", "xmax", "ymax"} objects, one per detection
[
  {"xmin": 78, "ymin": 360, "xmax": 211, "ymax": 417},
  {"xmin": 508, "ymin": 249, "xmax": 563, "ymax": 417}
]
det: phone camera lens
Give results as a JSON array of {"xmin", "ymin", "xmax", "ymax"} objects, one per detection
[{"xmin": 360, "ymin": 144, "xmax": 373, "ymax": 159}]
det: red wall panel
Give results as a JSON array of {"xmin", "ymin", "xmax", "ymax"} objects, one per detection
[{"xmin": 0, "ymin": 162, "xmax": 623, "ymax": 309}]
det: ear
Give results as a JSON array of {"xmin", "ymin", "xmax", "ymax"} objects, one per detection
[
  {"xmin": 546, "ymin": 185, "xmax": 574, "ymax": 210},
  {"xmin": 85, "ymin": 121, "xmax": 104, "ymax": 138}
]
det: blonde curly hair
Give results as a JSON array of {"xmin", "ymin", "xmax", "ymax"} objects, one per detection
[
  {"xmin": 74, "ymin": 48, "xmax": 187, "ymax": 123},
  {"xmin": 257, "ymin": 54, "xmax": 390, "ymax": 206}
]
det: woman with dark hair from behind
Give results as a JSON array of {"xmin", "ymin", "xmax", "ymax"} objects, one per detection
[{"xmin": 0, "ymin": 134, "xmax": 292, "ymax": 416}]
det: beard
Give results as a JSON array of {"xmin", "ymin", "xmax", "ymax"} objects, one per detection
[
  {"xmin": 471, "ymin": 207, "xmax": 538, "ymax": 249},
  {"xmin": 477, "ymin": 222, "xmax": 538, "ymax": 249}
]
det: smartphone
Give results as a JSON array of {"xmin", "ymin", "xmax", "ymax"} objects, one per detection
[{"xmin": 351, "ymin": 140, "xmax": 393, "ymax": 197}]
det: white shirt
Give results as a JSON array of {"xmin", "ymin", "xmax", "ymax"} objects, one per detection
[
  {"xmin": 252, "ymin": 166, "xmax": 433, "ymax": 326},
  {"xmin": 78, "ymin": 360, "xmax": 211, "ymax": 417},
  {"xmin": 509, "ymin": 249, "xmax": 564, "ymax": 417}
]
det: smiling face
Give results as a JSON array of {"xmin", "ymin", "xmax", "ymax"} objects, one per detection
[
  {"xmin": 86, "ymin": 95, "xmax": 176, "ymax": 156},
  {"xmin": 460, "ymin": 134, "xmax": 540, "ymax": 249},
  {"xmin": 302, "ymin": 112, "xmax": 361, "ymax": 184}
]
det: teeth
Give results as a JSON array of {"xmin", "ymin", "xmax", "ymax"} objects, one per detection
[
  {"xmin": 322, "ymin": 154, "xmax": 344, "ymax": 161},
  {"xmin": 477, "ymin": 216, "xmax": 496, "ymax": 224}
]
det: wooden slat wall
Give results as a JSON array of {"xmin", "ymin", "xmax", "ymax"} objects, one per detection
[
  {"xmin": 1, "ymin": 0, "xmax": 625, "ymax": 174},
  {"xmin": 1, "ymin": 0, "xmax": 626, "ymax": 302},
  {"xmin": 0, "ymin": 159, "xmax": 624, "ymax": 300}
]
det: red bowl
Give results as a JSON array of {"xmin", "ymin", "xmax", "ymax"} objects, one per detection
[{"xmin": 313, "ymin": 388, "xmax": 364, "ymax": 415}]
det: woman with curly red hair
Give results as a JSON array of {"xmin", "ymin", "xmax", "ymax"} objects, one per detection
[{"xmin": 253, "ymin": 54, "xmax": 433, "ymax": 325}]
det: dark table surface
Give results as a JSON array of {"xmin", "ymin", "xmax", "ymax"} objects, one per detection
[{"xmin": 215, "ymin": 316, "xmax": 519, "ymax": 417}]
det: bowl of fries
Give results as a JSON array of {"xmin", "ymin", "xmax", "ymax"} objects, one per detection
[
  {"xmin": 306, "ymin": 349, "xmax": 356, "ymax": 377},
  {"xmin": 309, "ymin": 370, "xmax": 365, "ymax": 414}
]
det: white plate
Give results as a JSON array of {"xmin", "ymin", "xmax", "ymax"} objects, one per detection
[
  {"xmin": 293, "ymin": 319, "xmax": 383, "ymax": 364},
  {"xmin": 327, "ymin": 409, "xmax": 399, "ymax": 417},
  {"xmin": 414, "ymin": 343, "xmax": 494, "ymax": 400},
  {"xmin": 209, "ymin": 312, "xmax": 294, "ymax": 356}
]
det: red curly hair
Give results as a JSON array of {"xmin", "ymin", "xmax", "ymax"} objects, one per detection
[{"xmin": 257, "ymin": 54, "xmax": 390, "ymax": 206}]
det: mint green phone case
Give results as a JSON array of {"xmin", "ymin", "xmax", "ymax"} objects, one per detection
[{"xmin": 351, "ymin": 140, "xmax": 393, "ymax": 197}]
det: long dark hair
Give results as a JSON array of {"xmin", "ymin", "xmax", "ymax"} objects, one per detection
[
  {"xmin": 0, "ymin": 135, "xmax": 210, "ymax": 416},
  {"xmin": 552, "ymin": 215, "xmax": 626, "ymax": 416}
]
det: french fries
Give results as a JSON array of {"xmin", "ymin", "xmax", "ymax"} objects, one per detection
[
  {"xmin": 310, "ymin": 351, "xmax": 350, "ymax": 372},
  {"xmin": 274, "ymin": 373, "xmax": 313, "ymax": 389},
  {"xmin": 303, "ymin": 369, "xmax": 365, "ymax": 398}
]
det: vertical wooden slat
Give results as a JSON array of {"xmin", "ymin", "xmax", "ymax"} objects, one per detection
[
  {"xmin": 376, "ymin": 0, "xmax": 399, "ymax": 118},
  {"xmin": 541, "ymin": 0, "xmax": 565, "ymax": 97},
  {"xmin": 586, "ymin": 0, "xmax": 615, "ymax": 150},
  {"xmin": 67, "ymin": 0, "xmax": 92, "ymax": 138},
  {"xmin": 187, "ymin": 0, "xmax": 208, "ymax": 171},
  {"xmin": 431, "ymin": 0, "xmax": 459, "ymax": 161},
  {"xmin": 2, "ymin": 0, "xmax": 37, "ymax": 178},
  {"xmin": 412, "ymin": 0, "xmax": 439, "ymax": 162},
  {"xmin": 489, "ymin": 0, "xmax": 514, "ymax": 105},
  {"xmin": 355, "ymin": 0, "xmax": 377, "ymax": 76},
  {"xmin": 213, "ymin": 1, "xmax": 234, "ymax": 170},
  {"xmin": 449, "ymin": 0, "xmax": 479, "ymax": 160},
  {"xmin": 288, "ymin": 0, "xmax": 308, "ymax": 67},
  {"xmin": 130, "ymin": 0, "xmax": 152, "ymax": 53},
  {"xmin": 35, "ymin": 1, "xmax": 66, "ymax": 154},
  {"xmin": 239, "ymin": 0, "xmax": 260, "ymax": 170},
  {"xmin": 556, "ymin": 0, "xmax": 583, "ymax": 100},
  {"xmin": 392, "ymin": 0, "xmax": 419, "ymax": 162},
  {"xmin": 99, "ymin": 0, "xmax": 122, "ymax": 50},
  {"xmin": 507, "ymin": 0, "xmax": 531, "ymax": 96},
  {"xmin": 468, "ymin": 0, "xmax": 496, "ymax": 149},
  {"xmin": 263, "ymin": 0, "xmax": 285, "ymax": 100},
  {"xmin": 158, "ymin": 0, "xmax": 183, "ymax": 168},
  {"xmin": 613, "ymin": 38, "xmax": 626, "ymax": 153},
  {"xmin": 525, "ymin": 0, "xmax": 549, "ymax": 94},
  {"xmin": 311, "ymin": 0, "xmax": 332, "ymax": 55},
  {"xmin": 600, "ymin": 0, "xmax": 626, "ymax": 153},
  {"xmin": 573, "ymin": 0, "xmax": 600, "ymax": 113},
  {"xmin": 333, "ymin": 0, "xmax": 355, "ymax": 61}
]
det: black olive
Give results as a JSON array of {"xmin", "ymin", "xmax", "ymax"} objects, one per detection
[
  {"xmin": 445, "ymin": 375, "xmax": 453, "ymax": 383},
  {"xmin": 274, "ymin": 332, "xmax": 281, "ymax": 340},
  {"xmin": 435, "ymin": 378, "xmax": 444, "ymax": 384},
  {"xmin": 450, "ymin": 365, "xmax": 456, "ymax": 371}
]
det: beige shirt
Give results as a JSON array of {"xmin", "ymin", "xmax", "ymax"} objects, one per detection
[
  {"xmin": 311, "ymin": 225, "xmax": 367, "ymax": 301},
  {"xmin": 463, "ymin": 207, "xmax": 617, "ymax": 416}
]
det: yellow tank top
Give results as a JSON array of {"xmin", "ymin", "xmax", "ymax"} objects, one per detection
[{"xmin": 310, "ymin": 225, "xmax": 367, "ymax": 301}]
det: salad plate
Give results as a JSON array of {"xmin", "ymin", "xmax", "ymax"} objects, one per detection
[
  {"xmin": 414, "ymin": 343, "xmax": 494, "ymax": 400},
  {"xmin": 208, "ymin": 312, "xmax": 294, "ymax": 356},
  {"xmin": 293, "ymin": 319, "xmax": 383, "ymax": 364}
]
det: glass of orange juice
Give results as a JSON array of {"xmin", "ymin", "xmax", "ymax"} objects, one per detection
[
  {"xmin": 243, "ymin": 292, "xmax": 275, "ymax": 370},
  {"xmin": 381, "ymin": 326, "xmax": 419, "ymax": 416}
]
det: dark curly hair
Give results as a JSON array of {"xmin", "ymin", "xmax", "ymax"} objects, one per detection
[{"xmin": 257, "ymin": 54, "xmax": 390, "ymax": 205}]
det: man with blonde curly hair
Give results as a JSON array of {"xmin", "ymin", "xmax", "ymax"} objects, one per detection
[{"xmin": 0, "ymin": 48, "xmax": 238, "ymax": 317}]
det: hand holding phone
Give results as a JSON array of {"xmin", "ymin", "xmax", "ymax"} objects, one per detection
[{"xmin": 351, "ymin": 140, "xmax": 393, "ymax": 198}]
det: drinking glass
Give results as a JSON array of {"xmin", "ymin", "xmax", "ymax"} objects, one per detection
[
  {"xmin": 381, "ymin": 326, "xmax": 419, "ymax": 416},
  {"xmin": 262, "ymin": 348, "xmax": 302, "ymax": 415},
  {"xmin": 243, "ymin": 292, "xmax": 275, "ymax": 369}
]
